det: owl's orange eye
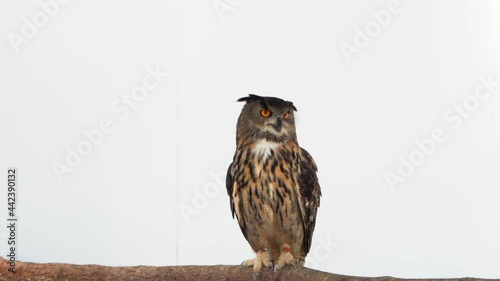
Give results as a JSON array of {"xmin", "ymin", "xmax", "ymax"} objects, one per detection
[
  {"xmin": 260, "ymin": 109, "xmax": 272, "ymax": 118},
  {"xmin": 283, "ymin": 112, "xmax": 290, "ymax": 120}
]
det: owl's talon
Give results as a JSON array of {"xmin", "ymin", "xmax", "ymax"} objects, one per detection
[
  {"xmin": 242, "ymin": 249, "xmax": 272, "ymax": 276},
  {"xmin": 241, "ymin": 259, "xmax": 254, "ymax": 267},
  {"xmin": 274, "ymin": 246, "xmax": 296, "ymax": 271}
]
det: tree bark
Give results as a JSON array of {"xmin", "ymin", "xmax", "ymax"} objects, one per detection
[{"xmin": 0, "ymin": 257, "xmax": 497, "ymax": 281}]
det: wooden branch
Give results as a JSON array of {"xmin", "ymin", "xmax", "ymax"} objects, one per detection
[{"xmin": 0, "ymin": 257, "xmax": 496, "ymax": 281}]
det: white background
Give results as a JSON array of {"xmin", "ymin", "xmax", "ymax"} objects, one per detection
[{"xmin": 0, "ymin": 0, "xmax": 499, "ymax": 278}]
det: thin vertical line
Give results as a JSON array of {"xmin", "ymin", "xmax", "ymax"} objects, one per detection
[
  {"xmin": 175, "ymin": 80, "xmax": 180, "ymax": 266},
  {"xmin": 175, "ymin": 79, "xmax": 181, "ymax": 266},
  {"xmin": 174, "ymin": 0, "xmax": 181, "ymax": 267},
  {"xmin": 495, "ymin": 99, "xmax": 499, "ymax": 220}
]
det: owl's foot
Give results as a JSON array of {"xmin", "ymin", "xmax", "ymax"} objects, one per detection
[
  {"xmin": 273, "ymin": 246, "xmax": 298, "ymax": 272},
  {"xmin": 241, "ymin": 249, "xmax": 272, "ymax": 275}
]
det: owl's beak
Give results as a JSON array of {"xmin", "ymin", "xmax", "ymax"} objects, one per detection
[{"xmin": 272, "ymin": 118, "xmax": 283, "ymax": 132}]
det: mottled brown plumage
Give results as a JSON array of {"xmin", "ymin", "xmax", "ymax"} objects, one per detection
[{"xmin": 226, "ymin": 94, "xmax": 321, "ymax": 275}]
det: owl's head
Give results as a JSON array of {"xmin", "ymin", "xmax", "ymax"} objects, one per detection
[{"xmin": 236, "ymin": 94, "xmax": 298, "ymax": 144}]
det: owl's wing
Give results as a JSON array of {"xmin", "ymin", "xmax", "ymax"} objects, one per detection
[
  {"xmin": 296, "ymin": 148, "xmax": 322, "ymax": 254},
  {"xmin": 226, "ymin": 163, "xmax": 249, "ymax": 241},
  {"xmin": 226, "ymin": 163, "xmax": 236, "ymax": 218}
]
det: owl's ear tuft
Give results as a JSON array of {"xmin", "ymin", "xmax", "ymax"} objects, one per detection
[
  {"xmin": 237, "ymin": 94, "xmax": 263, "ymax": 103},
  {"xmin": 288, "ymin": 102, "xmax": 298, "ymax": 112},
  {"xmin": 237, "ymin": 94, "xmax": 268, "ymax": 108}
]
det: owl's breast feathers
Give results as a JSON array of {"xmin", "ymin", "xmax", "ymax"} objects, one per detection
[{"xmin": 226, "ymin": 140, "xmax": 321, "ymax": 255}]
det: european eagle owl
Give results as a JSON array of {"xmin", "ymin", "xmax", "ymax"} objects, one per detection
[{"xmin": 226, "ymin": 94, "xmax": 321, "ymax": 276}]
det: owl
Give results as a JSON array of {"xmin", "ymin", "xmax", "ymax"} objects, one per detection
[{"xmin": 226, "ymin": 94, "xmax": 321, "ymax": 276}]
